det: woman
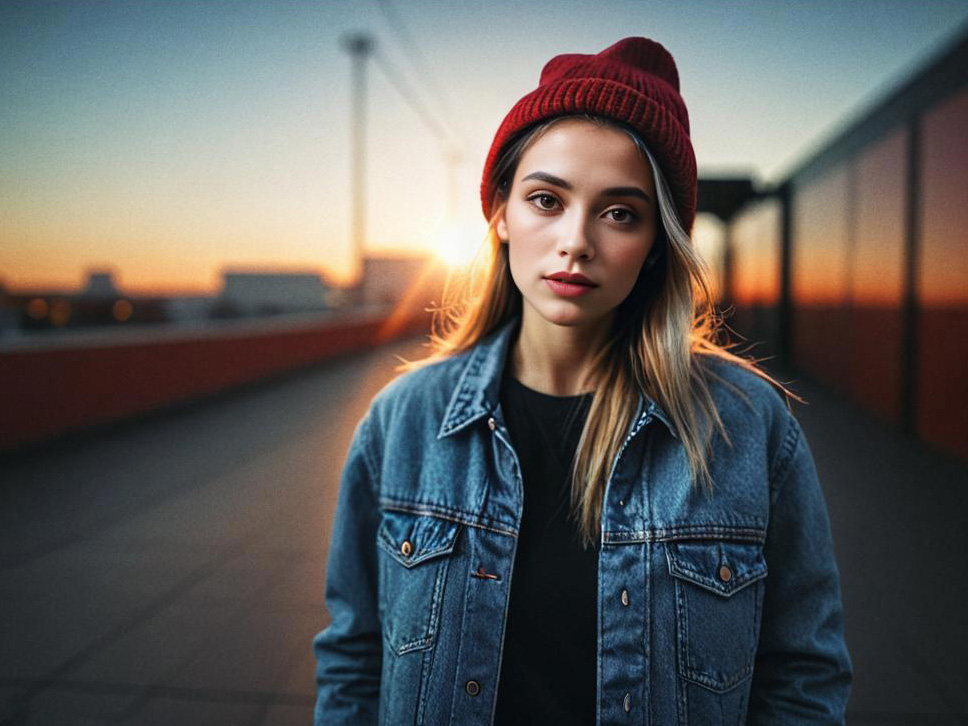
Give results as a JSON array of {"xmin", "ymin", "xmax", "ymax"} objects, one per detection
[{"xmin": 314, "ymin": 37, "xmax": 852, "ymax": 725}]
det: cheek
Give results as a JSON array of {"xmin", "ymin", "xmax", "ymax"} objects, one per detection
[
  {"xmin": 611, "ymin": 238, "xmax": 654, "ymax": 279},
  {"xmin": 504, "ymin": 203, "xmax": 545, "ymax": 242},
  {"xmin": 601, "ymin": 243, "xmax": 653, "ymax": 304},
  {"xmin": 504, "ymin": 208, "xmax": 549, "ymax": 274},
  {"xmin": 506, "ymin": 240, "xmax": 533, "ymax": 292}
]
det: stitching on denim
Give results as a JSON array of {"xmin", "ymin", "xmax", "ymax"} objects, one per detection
[
  {"xmin": 644, "ymin": 536, "xmax": 654, "ymax": 724},
  {"xmin": 653, "ymin": 525, "xmax": 767, "ymax": 542},
  {"xmin": 380, "ymin": 498, "xmax": 518, "ymax": 537},
  {"xmin": 384, "ymin": 534, "xmax": 455, "ymax": 657},
  {"xmin": 674, "ymin": 572, "xmax": 690, "ymax": 692},
  {"xmin": 667, "ymin": 559, "xmax": 768, "ymax": 597},
  {"xmin": 678, "ymin": 658, "xmax": 688, "ymax": 724},
  {"xmin": 376, "ymin": 524, "xmax": 459, "ymax": 567},
  {"xmin": 603, "ymin": 526, "xmax": 767, "ymax": 544},
  {"xmin": 680, "ymin": 663, "xmax": 753, "ymax": 694},
  {"xmin": 439, "ymin": 346, "xmax": 486, "ymax": 438},
  {"xmin": 415, "ymin": 646, "xmax": 433, "ymax": 724},
  {"xmin": 603, "ymin": 400, "xmax": 649, "ymax": 496}
]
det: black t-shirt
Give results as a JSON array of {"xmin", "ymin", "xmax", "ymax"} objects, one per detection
[{"xmin": 493, "ymin": 375, "xmax": 597, "ymax": 726}]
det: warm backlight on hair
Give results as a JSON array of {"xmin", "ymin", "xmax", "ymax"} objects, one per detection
[{"xmin": 433, "ymin": 220, "xmax": 486, "ymax": 268}]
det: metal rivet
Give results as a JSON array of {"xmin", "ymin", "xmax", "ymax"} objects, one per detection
[
  {"xmin": 465, "ymin": 679, "xmax": 481, "ymax": 696},
  {"xmin": 719, "ymin": 565, "xmax": 732, "ymax": 582},
  {"xmin": 401, "ymin": 540, "xmax": 412, "ymax": 557},
  {"xmin": 623, "ymin": 692, "xmax": 631, "ymax": 712},
  {"xmin": 619, "ymin": 499, "xmax": 625, "ymax": 506},
  {"xmin": 621, "ymin": 589, "xmax": 629, "ymax": 606},
  {"xmin": 487, "ymin": 417, "xmax": 496, "ymax": 431}
]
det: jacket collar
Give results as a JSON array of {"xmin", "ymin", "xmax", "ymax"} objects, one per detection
[{"xmin": 437, "ymin": 317, "xmax": 677, "ymax": 440}]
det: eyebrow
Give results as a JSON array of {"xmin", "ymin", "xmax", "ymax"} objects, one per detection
[{"xmin": 520, "ymin": 171, "xmax": 652, "ymax": 204}]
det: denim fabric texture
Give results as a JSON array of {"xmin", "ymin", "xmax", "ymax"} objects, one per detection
[{"xmin": 313, "ymin": 319, "xmax": 852, "ymax": 725}]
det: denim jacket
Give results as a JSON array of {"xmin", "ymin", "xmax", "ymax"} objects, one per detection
[{"xmin": 313, "ymin": 319, "xmax": 852, "ymax": 725}]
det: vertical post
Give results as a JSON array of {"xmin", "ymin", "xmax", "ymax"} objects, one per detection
[
  {"xmin": 721, "ymin": 219, "xmax": 734, "ymax": 310},
  {"xmin": 341, "ymin": 33, "xmax": 375, "ymax": 291},
  {"xmin": 900, "ymin": 118, "xmax": 921, "ymax": 436},
  {"xmin": 777, "ymin": 181, "xmax": 793, "ymax": 369}
]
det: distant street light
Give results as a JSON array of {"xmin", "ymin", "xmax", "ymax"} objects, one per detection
[{"xmin": 340, "ymin": 32, "xmax": 375, "ymax": 289}]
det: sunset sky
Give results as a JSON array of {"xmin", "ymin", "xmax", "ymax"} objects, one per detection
[{"xmin": 2, "ymin": 0, "xmax": 967, "ymax": 293}]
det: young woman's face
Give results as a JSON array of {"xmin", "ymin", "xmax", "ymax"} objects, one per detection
[{"xmin": 496, "ymin": 118, "xmax": 658, "ymax": 334}]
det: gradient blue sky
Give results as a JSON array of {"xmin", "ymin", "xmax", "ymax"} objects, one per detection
[{"xmin": 2, "ymin": 0, "xmax": 967, "ymax": 291}]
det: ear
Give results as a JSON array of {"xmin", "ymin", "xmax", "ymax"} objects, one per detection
[{"xmin": 495, "ymin": 208, "xmax": 509, "ymax": 244}]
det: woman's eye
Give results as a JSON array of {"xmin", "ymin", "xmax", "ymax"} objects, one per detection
[
  {"xmin": 606, "ymin": 208, "xmax": 637, "ymax": 223},
  {"xmin": 528, "ymin": 194, "xmax": 559, "ymax": 211}
]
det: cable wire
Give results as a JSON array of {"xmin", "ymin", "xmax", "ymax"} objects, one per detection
[{"xmin": 373, "ymin": 0, "xmax": 465, "ymax": 150}]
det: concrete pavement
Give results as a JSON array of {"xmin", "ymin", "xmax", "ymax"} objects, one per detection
[{"xmin": 1, "ymin": 338, "xmax": 966, "ymax": 724}]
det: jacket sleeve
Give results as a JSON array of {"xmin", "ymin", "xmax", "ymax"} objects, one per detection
[
  {"xmin": 746, "ymin": 413, "xmax": 853, "ymax": 724},
  {"xmin": 313, "ymin": 413, "xmax": 383, "ymax": 726}
]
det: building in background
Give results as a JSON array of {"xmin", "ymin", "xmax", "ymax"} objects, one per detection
[
  {"xmin": 358, "ymin": 253, "xmax": 449, "ymax": 314},
  {"xmin": 213, "ymin": 270, "xmax": 330, "ymax": 319},
  {"xmin": 722, "ymin": 27, "xmax": 968, "ymax": 461},
  {"xmin": 0, "ymin": 270, "xmax": 168, "ymax": 337}
]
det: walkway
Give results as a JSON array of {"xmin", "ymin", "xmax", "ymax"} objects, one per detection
[{"xmin": 0, "ymin": 338, "xmax": 965, "ymax": 724}]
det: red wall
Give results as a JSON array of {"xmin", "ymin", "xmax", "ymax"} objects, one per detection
[
  {"xmin": 0, "ymin": 311, "xmax": 428, "ymax": 453},
  {"xmin": 917, "ymin": 307, "xmax": 968, "ymax": 461}
]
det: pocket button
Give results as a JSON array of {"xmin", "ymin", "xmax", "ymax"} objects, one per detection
[
  {"xmin": 400, "ymin": 540, "xmax": 413, "ymax": 557},
  {"xmin": 719, "ymin": 565, "xmax": 732, "ymax": 582}
]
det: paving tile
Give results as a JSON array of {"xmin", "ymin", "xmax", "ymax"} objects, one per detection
[
  {"xmin": 280, "ymin": 652, "xmax": 317, "ymax": 701},
  {"xmin": 258, "ymin": 559, "xmax": 325, "ymax": 609},
  {"xmin": 15, "ymin": 690, "xmax": 135, "ymax": 724},
  {"xmin": 123, "ymin": 696, "xmax": 259, "ymax": 726},
  {"xmin": 846, "ymin": 714, "xmax": 966, "ymax": 725},
  {"xmin": 0, "ymin": 593, "xmax": 132, "ymax": 680},
  {"xmin": 71, "ymin": 605, "xmax": 232, "ymax": 686},
  {"xmin": 176, "ymin": 555, "xmax": 288, "ymax": 608},
  {"xmin": 256, "ymin": 703, "xmax": 314, "ymax": 726},
  {"xmin": 166, "ymin": 608, "xmax": 302, "ymax": 693}
]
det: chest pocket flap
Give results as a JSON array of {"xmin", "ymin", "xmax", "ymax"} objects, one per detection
[
  {"xmin": 378, "ymin": 510, "xmax": 461, "ymax": 567},
  {"xmin": 666, "ymin": 540, "xmax": 767, "ymax": 597}
]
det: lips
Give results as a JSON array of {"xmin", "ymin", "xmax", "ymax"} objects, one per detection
[
  {"xmin": 543, "ymin": 271, "xmax": 598, "ymax": 298},
  {"xmin": 544, "ymin": 271, "xmax": 597, "ymax": 287}
]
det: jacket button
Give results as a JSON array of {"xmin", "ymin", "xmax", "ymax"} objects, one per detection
[
  {"xmin": 719, "ymin": 565, "xmax": 732, "ymax": 582},
  {"xmin": 400, "ymin": 540, "xmax": 413, "ymax": 557},
  {"xmin": 623, "ymin": 692, "xmax": 631, "ymax": 712},
  {"xmin": 465, "ymin": 679, "xmax": 481, "ymax": 696},
  {"xmin": 487, "ymin": 417, "xmax": 496, "ymax": 431},
  {"xmin": 620, "ymin": 589, "xmax": 629, "ymax": 606}
]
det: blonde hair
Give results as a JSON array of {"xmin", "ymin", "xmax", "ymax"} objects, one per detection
[{"xmin": 422, "ymin": 114, "xmax": 789, "ymax": 549}]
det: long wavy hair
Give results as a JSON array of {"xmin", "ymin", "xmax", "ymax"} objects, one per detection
[{"xmin": 423, "ymin": 114, "xmax": 788, "ymax": 549}]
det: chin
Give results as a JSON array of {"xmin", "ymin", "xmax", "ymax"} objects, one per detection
[{"xmin": 534, "ymin": 301, "xmax": 606, "ymax": 329}]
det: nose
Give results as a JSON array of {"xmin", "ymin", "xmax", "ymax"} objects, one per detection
[{"xmin": 556, "ymin": 210, "xmax": 595, "ymax": 261}]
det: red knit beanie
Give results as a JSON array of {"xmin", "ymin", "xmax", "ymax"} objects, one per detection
[{"xmin": 480, "ymin": 37, "xmax": 697, "ymax": 232}]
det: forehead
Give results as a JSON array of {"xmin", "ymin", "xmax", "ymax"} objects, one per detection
[{"xmin": 514, "ymin": 118, "xmax": 653, "ymax": 186}]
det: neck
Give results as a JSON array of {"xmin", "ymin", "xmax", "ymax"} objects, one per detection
[{"xmin": 510, "ymin": 309, "xmax": 612, "ymax": 396}]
